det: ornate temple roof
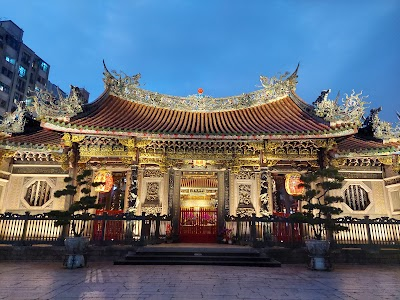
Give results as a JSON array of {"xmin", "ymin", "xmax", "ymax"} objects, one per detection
[
  {"xmin": 0, "ymin": 128, "xmax": 63, "ymax": 151},
  {"xmin": 41, "ymin": 91, "xmax": 357, "ymax": 140},
  {"xmin": 336, "ymin": 135, "xmax": 400, "ymax": 155},
  {"xmin": 32, "ymin": 65, "xmax": 354, "ymax": 140}
]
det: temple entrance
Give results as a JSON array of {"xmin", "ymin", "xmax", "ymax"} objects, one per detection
[
  {"xmin": 179, "ymin": 171, "xmax": 218, "ymax": 243},
  {"xmin": 93, "ymin": 170, "xmax": 127, "ymax": 241}
]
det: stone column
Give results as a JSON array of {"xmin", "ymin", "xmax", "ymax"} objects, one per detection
[
  {"xmin": 260, "ymin": 167, "xmax": 274, "ymax": 214},
  {"xmin": 123, "ymin": 168, "xmax": 132, "ymax": 211},
  {"xmin": 224, "ymin": 169, "xmax": 230, "ymax": 213},
  {"xmin": 267, "ymin": 169, "xmax": 274, "ymax": 213},
  {"xmin": 127, "ymin": 165, "xmax": 138, "ymax": 212},
  {"xmin": 217, "ymin": 171, "xmax": 225, "ymax": 237},
  {"xmin": 171, "ymin": 169, "xmax": 181, "ymax": 239}
]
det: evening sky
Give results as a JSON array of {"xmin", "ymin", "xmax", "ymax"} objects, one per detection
[{"xmin": 3, "ymin": 0, "xmax": 400, "ymax": 124}]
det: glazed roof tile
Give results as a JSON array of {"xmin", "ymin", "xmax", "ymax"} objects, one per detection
[
  {"xmin": 0, "ymin": 129, "xmax": 63, "ymax": 150},
  {"xmin": 336, "ymin": 135, "xmax": 400, "ymax": 154},
  {"xmin": 43, "ymin": 93, "xmax": 354, "ymax": 139}
]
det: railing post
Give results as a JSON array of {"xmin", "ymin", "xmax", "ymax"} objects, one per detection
[
  {"xmin": 60, "ymin": 224, "xmax": 70, "ymax": 242},
  {"xmin": 21, "ymin": 212, "xmax": 30, "ymax": 245},
  {"xmin": 364, "ymin": 215, "xmax": 372, "ymax": 245},
  {"xmin": 140, "ymin": 212, "xmax": 146, "ymax": 243},
  {"xmin": 290, "ymin": 218, "xmax": 295, "ymax": 248},
  {"xmin": 101, "ymin": 212, "xmax": 107, "ymax": 244},
  {"xmin": 251, "ymin": 213, "xmax": 256, "ymax": 246},
  {"xmin": 155, "ymin": 213, "xmax": 161, "ymax": 240},
  {"xmin": 236, "ymin": 218, "xmax": 241, "ymax": 242}
]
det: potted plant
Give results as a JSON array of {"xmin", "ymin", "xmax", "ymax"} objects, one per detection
[
  {"xmin": 290, "ymin": 167, "xmax": 348, "ymax": 270},
  {"xmin": 48, "ymin": 169, "xmax": 103, "ymax": 268}
]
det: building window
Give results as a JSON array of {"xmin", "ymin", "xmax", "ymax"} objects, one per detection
[
  {"xmin": 5, "ymin": 34, "xmax": 20, "ymax": 51},
  {"xmin": 1, "ymin": 66, "xmax": 13, "ymax": 79},
  {"xmin": 18, "ymin": 65, "xmax": 26, "ymax": 78},
  {"xmin": 5, "ymin": 56, "xmax": 16, "ymax": 65},
  {"xmin": 37, "ymin": 75, "xmax": 46, "ymax": 85},
  {"xmin": 0, "ymin": 81, "xmax": 10, "ymax": 93},
  {"xmin": 39, "ymin": 61, "xmax": 49, "ymax": 73},
  {"xmin": 29, "ymin": 73, "xmax": 35, "ymax": 84},
  {"xmin": 343, "ymin": 184, "xmax": 371, "ymax": 211},
  {"xmin": 16, "ymin": 78, "xmax": 26, "ymax": 93},
  {"xmin": 24, "ymin": 180, "xmax": 52, "ymax": 207},
  {"xmin": 21, "ymin": 52, "xmax": 31, "ymax": 66},
  {"xmin": 13, "ymin": 92, "xmax": 23, "ymax": 102},
  {"xmin": 0, "ymin": 100, "xmax": 6, "ymax": 108}
]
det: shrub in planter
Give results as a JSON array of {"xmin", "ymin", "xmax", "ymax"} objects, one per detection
[
  {"xmin": 290, "ymin": 167, "xmax": 348, "ymax": 270},
  {"xmin": 48, "ymin": 169, "xmax": 103, "ymax": 268}
]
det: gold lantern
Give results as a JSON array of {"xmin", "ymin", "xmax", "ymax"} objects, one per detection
[
  {"xmin": 285, "ymin": 173, "xmax": 304, "ymax": 196},
  {"xmin": 94, "ymin": 170, "xmax": 114, "ymax": 193}
]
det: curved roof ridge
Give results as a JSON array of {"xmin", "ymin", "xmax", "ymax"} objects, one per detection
[{"xmin": 102, "ymin": 65, "xmax": 299, "ymax": 112}]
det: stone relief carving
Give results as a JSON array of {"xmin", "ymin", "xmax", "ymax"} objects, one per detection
[
  {"xmin": 236, "ymin": 184, "xmax": 256, "ymax": 217},
  {"xmin": 144, "ymin": 182, "xmax": 160, "ymax": 204},
  {"xmin": 143, "ymin": 169, "xmax": 163, "ymax": 178}
]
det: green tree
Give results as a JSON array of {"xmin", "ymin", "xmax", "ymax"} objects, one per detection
[
  {"xmin": 290, "ymin": 167, "xmax": 348, "ymax": 240},
  {"xmin": 48, "ymin": 169, "xmax": 103, "ymax": 237}
]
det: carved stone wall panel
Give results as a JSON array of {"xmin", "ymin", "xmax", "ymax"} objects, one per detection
[
  {"xmin": 235, "ymin": 170, "xmax": 256, "ymax": 180},
  {"xmin": 144, "ymin": 182, "xmax": 160, "ymax": 204},
  {"xmin": 3, "ymin": 176, "xmax": 24, "ymax": 211},
  {"xmin": 238, "ymin": 184, "xmax": 252, "ymax": 206},
  {"xmin": 341, "ymin": 172, "xmax": 383, "ymax": 180},
  {"xmin": 233, "ymin": 177, "xmax": 257, "ymax": 217},
  {"xmin": 143, "ymin": 169, "xmax": 163, "ymax": 178},
  {"xmin": 12, "ymin": 166, "xmax": 68, "ymax": 175},
  {"xmin": 370, "ymin": 181, "xmax": 387, "ymax": 216}
]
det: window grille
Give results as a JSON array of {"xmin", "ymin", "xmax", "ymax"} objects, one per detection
[
  {"xmin": 24, "ymin": 180, "xmax": 52, "ymax": 207},
  {"xmin": 343, "ymin": 184, "xmax": 370, "ymax": 211}
]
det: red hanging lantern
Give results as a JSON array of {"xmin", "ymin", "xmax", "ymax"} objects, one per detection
[
  {"xmin": 285, "ymin": 173, "xmax": 304, "ymax": 196},
  {"xmin": 94, "ymin": 170, "xmax": 114, "ymax": 193},
  {"xmin": 197, "ymin": 88, "xmax": 203, "ymax": 94}
]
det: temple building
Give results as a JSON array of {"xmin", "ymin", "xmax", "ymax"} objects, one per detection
[{"xmin": 0, "ymin": 64, "xmax": 399, "ymax": 242}]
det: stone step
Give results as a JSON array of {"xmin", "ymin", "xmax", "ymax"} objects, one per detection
[
  {"xmin": 114, "ymin": 244, "xmax": 281, "ymax": 267},
  {"xmin": 114, "ymin": 259, "xmax": 281, "ymax": 267}
]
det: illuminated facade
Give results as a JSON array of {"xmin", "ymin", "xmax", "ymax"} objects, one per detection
[{"xmin": 0, "ymin": 64, "xmax": 399, "ymax": 242}]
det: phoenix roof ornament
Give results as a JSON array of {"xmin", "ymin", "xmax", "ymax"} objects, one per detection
[
  {"xmin": 26, "ymin": 86, "xmax": 84, "ymax": 121},
  {"xmin": 313, "ymin": 89, "xmax": 367, "ymax": 126},
  {"xmin": 366, "ymin": 109, "xmax": 400, "ymax": 140},
  {"xmin": 102, "ymin": 62, "xmax": 300, "ymax": 112},
  {"xmin": 260, "ymin": 63, "xmax": 299, "ymax": 96},
  {"xmin": 0, "ymin": 100, "xmax": 26, "ymax": 134}
]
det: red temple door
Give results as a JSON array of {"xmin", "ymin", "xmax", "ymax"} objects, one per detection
[{"xmin": 179, "ymin": 208, "xmax": 217, "ymax": 243}]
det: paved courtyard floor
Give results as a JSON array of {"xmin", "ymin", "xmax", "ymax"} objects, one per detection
[{"xmin": 0, "ymin": 262, "xmax": 399, "ymax": 300}]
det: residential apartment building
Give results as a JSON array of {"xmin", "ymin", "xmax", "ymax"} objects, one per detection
[{"xmin": 0, "ymin": 20, "xmax": 50, "ymax": 119}]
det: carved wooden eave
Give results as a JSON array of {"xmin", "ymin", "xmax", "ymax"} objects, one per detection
[
  {"xmin": 71, "ymin": 135, "xmax": 137, "ymax": 161},
  {"xmin": 137, "ymin": 139, "xmax": 264, "ymax": 173},
  {"xmin": 263, "ymin": 138, "xmax": 335, "ymax": 162},
  {"xmin": 331, "ymin": 155, "xmax": 392, "ymax": 168}
]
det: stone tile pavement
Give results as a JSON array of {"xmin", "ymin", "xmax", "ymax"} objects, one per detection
[{"xmin": 0, "ymin": 262, "xmax": 399, "ymax": 300}]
